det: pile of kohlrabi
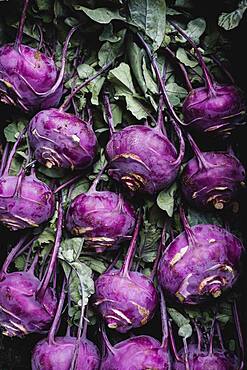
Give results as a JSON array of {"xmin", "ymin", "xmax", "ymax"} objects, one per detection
[{"xmin": 0, "ymin": 0, "xmax": 246, "ymax": 369}]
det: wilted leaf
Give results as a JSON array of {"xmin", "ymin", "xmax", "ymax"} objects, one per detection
[{"xmin": 157, "ymin": 183, "xmax": 177, "ymax": 217}]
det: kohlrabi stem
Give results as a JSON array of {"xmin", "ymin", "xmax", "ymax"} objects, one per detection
[
  {"xmin": 36, "ymin": 24, "xmax": 44, "ymax": 51},
  {"xmin": 136, "ymin": 33, "xmax": 185, "ymax": 127},
  {"xmin": 48, "ymin": 278, "xmax": 66, "ymax": 345},
  {"xmin": 159, "ymin": 287, "xmax": 169, "ymax": 350},
  {"xmin": 28, "ymin": 252, "xmax": 39, "ymax": 274},
  {"xmin": 179, "ymin": 206, "xmax": 197, "ymax": 248},
  {"xmin": 3, "ymin": 126, "xmax": 28, "ymax": 176},
  {"xmin": 168, "ymin": 20, "xmax": 215, "ymax": 93},
  {"xmin": 24, "ymin": 246, "xmax": 33, "ymax": 271},
  {"xmin": 101, "ymin": 324, "xmax": 116, "ymax": 355},
  {"xmin": 165, "ymin": 46, "xmax": 193, "ymax": 91},
  {"xmin": 1, "ymin": 234, "xmax": 30, "ymax": 274},
  {"xmin": 0, "ymin": 143, "xmax": 9, "ymax": 177},
  {"xmin": 54, "ymin": 174, "xmax": 84, "ymax": 194},
  {"xmin": 37, "ymin": 202, "xmax": 63, "ymax": 300},
  {"xmin": 150, "ymin": 224, "xmax": 166, "ymax": 280},
  {"xmin": 60, "ymin": 61, "xmax": 114, "ymax": 111},
  {"xmin": 194, "ymin": 320, "xmax": 202, "ymax": 352},
  {"xmin": 120, "ymin": 213, "xmax": 141, "ymax": 277},
  {"xmin": 105, "ymin": 250, "xmax": 121, "ymax": 273},
  {"xmin": 183, "ymin": 337, "xmax": 190, "ymax": 370},
  {"xmin": 15, "ymin": 0, "xmax": 30, "ymax": 49},
  {"xmin": 210, "ymin": 55, "xmax": 235, "ymax": 84},
  {"xmin": 209, "ymin": 318, "xmax": 216, "ymax": 355},
  {"xmin": 19, "ymin": 26, "xmax": 79, "ymax": 97},
  {"xmin": 187, "ymin": 133, "xmax": 209, "ymax": 169},
  {"xmin": 168, "ymin": 320, "xmax": 182, "ymax": 362},
  {"xmin": 216, "ymin": 321, "xmax": 225, "ymax": 351},
  {"xmin": 88, "ymin": 163, "xmax": 108, "ymax": 193},
  {"xmin": 233, "ymin": 300, "xmax": 244, "ymax": 370},
  {"xmin": 170, "ymin": 118, "xmax": 185, "ymax": 166},
  {"xmin": 103, "ymin": 92, "xmax": 115, "ymax": 136}
]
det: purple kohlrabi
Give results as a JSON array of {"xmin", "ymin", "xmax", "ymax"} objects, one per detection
[
  {"xmin": 0, "ymin": 130, "xmax": 55, "ymax": 231},
  {"xmin": 169, "ymin": 21, "xmax": 246, "ymax": 138},
  {"xmin": 0, "ymin": 204, "xmax": 63, "ymax": 336},
  {"xmin": 0, "ymin": 0, "xmax": 78, "ymax": 112},
  {"xmin": 172, "ymin": 314, "xmax": 241, "ymax": 370},
  {"xmin": 94, "ymin": 216, "xmax": 158, "ymax": 332},
  {"xmin": 158, "ymin": 208, "xmax": 243, "ymax": 304},
  {"xmin": 173, "ymin": 344, "xmax": 239, "ymax": 370},
  {"xmin": 32, "ymin": 280, "xmax": 100, "ymax": 370},
  {"xmin": 100, "ymin": 289, "xmax": 171, "ymax": 369},
  {"xmin": 27, "ymin": 63, "xmax": 112, "ymax": 170},
  {"xmin": 181, "ymin": 135, "xmax": 245, "ymax": 211},
  {"xmin": 104, "ymin": 93, "xmax": 185, "ymax": 195},
  {"xmin": 66, "ymin": 167, "xmax": 136, "ymax": 252}
]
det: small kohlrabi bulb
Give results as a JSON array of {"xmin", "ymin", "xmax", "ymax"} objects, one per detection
[
  {"xmin": 181, "ymin": 135, "xmax": 246, "ymax": 211},
  {"xmin": 0, "ymin": 1, "xmax": 78, "ymax": 112},
  {"xmin": 94, "ymin": 216, "xmax": 158, "ymax": 332},
  {"xmin": 104, "ymin": 92, "xmax": 185, "ymax": 195},
  {"xmin": 66, "ymin": 166, "xmax": 136, "ymax": 252},
  {"xmin": 158, "ymin": 208, "xmax": 243, "ymax": 304}
]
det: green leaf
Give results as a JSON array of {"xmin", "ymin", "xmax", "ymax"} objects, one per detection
[
  {"xmin": 176, "ymin": 48, "xmax": 198, "ymax": 68},
  {"xmin": 187, "ymin": 208, "xmax": 224, "ymax": 227},
  {"xmin": 157, "ymin": 183, "xmax": 177, "ymax": 217},
  {"xmin": 108, "ymin": 62, "xmax": 148, "ymax": 119},
  {"xmin": 177, "ymin": 18, "xmax": 206, "ymax": 44},
  {"xmin": 80, "ymin": 256, "xmax": 108, "ymax": 274},
  {"xmin": 178, "ymin": 323, "xmax": 193, "ymax": 338},
  {"xmin": 142, "ymin": 57, "xmax": 158, "ymax": 95},
  {"xmin": 73, "ymin": 6, "xmax": 126, "ymax": 24},
  {"xmin": 99, "ymin": 23, "xmax": 122, "ymax": 43},
  {"xmin": 14, "ymin": 255, "xmax": 26, "ymax": 271},
  {"xmin": 59, "ymin": 238, "xmax": 84, "ymax": 263},
  {"xmin": 4, "ymin": 121, "xmax": 26, "ymax": 143},
  {"xmin": 98, "ymin": 29, "xmax": 126, "ymax": 67},
  {"xmin": 127, "ymin": 40, "xmax": 147, "ymax": 95},
  {"xmin": 140, "ymin": 220, "xmax": 161, "ymax": 263},
  {"xmin": 77, "ymin": 64, "xmax": 95, "ymax": 79},
  {"xmin": 128, "ymin": 0, "xmax": 167, "ymax": 50},
  {"xmin": 168, "ymin": 307, "xmax": 190, "ymax": 327},
  {"xmin": 218, "ymin": 2, "xmax": 247, "ymax": 31}
]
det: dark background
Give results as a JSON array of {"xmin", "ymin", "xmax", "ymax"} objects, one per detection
[{"xmin": 0, "ymin": 0, "xmax": 246, "ymax": 369}]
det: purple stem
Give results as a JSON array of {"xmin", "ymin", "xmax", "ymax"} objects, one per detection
[
  {"xmin": 233, "ymin": 300, "xmax": 244, "ymax": 370},
  {"xmin": 194, "ymin": 320, "xmax": 202, "ymax": 352},
  {"xmin": 165, "ymin": 47, "xmax": 193, "ymax": 91},
  {"xmin": 120, "ymin": 213, "xmax": 142, "ymax": 277},
  {"xmin": 187, "ymin": 133, "xmax": 209, "ymax": 170},
  {"xmin": 54, "ymin": 174, "xmax": 85, "ymax": 194},
  {"xmin": 170, "ymin": 117, "xmax": 185, "ymax": 166},
  {"xmin": 37, "ymin": 202, "xmax": 63, "ymax": 300},
  {"xmin": 209, "ymin": 318, "xmax": 216, "ymax": 355},
  {"xmin": 168, "ymin": 21, "xmax": 215, "ymax": 93},
  {"xmin": 0, "ymin": 143, "xmax": 9, "ymax": 177},
  {"xmin": 105, "ymin": 250, "xmax": 121, "ymax": 273},
  {"xmin": 168, "ymin": 320, "xmax": 182, "ymax": 362},
  {"xmin": 35, "ymin": 24, "xmax": 44, "ymax": 51},
  {"xmin": 183, "ymin": 337, "xmax": 190, "ymax": 370},
  {"xmin": 103, "ymin": 92, "xmax": 115, "ymax": 136},
  {"xmin": 48, "ymin": 278, "xmax": 66, "ymax": 345},
  {"xmin": 150, "ymin": 225, "xmax": 166, "ymax": 281},
  {"xmin": 210, "ymin": 55, "xmax": 235, "ymax": 84},
  {"xmin": 136, "ymin": 33, "xmax": 185, "ymax": 127},
  {"xmin": 179, "ymin": 207, "xmax": 197, "ymax": 248},
  {"xmin": 24, "ymin": 246, "xmax": 33, "ymax": 271},
  {"xmin": 88, "ymin": 163, "xmax": 108, "ymax": 193},
  {"xmin": 15, "ymin": 0, "xmax": 30, "ymax": 49},
  {"xmin": 101, "ymin": 324, "xmax": 116, "ymax": 355},
  {"xmin": 28, "ymin": 253, "xmax": 39, "ymax": 274},
  {"xmin": 1, "ymin": 235, "xmax": 31, "ymax": 274},
  {"xmin": 60, "ymin": 61, "xmax": 114, "ymax": 112},
  {"xmin": 159, "ymin": 287, "xmax": 169, "ymax": 351},
  {"xmin": 216, "ymin": 322, "xmax": 225, "ymax": 351},
  {"xmin": 3, "ymin": 126, "xmax": 28, "ymax": 176}
]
